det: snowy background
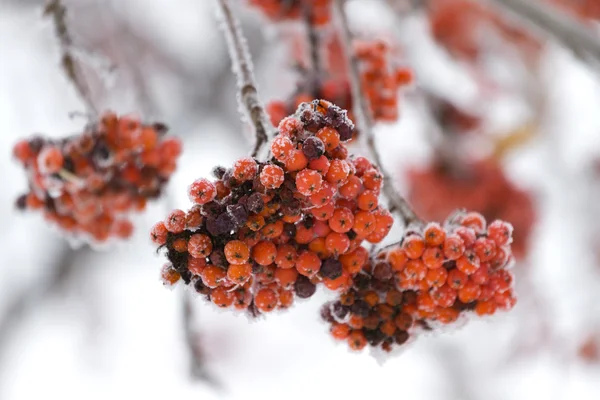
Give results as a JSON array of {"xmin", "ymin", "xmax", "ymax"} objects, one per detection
[{"xmin": 1, "ymin": 0, "xmax": 600, "ymax": 399}]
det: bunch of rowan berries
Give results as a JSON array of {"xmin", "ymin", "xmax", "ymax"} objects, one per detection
[
  {"xmin": 13, "ymin": 112, "xmax": 181, "ymax": 244},
  {"xmin": 267, "ymin": 38, "xmax": 413, "ymax": 134},
  {"xmin": 322, "ymin": 210, "xmax": 517, "ymax": 352},
  {"xmin": 406, "ymin": 159, "xmax": 535, "ymax": 258},
  {"xmin": 151, "ymin": 100, "xmax": 395, "ymax": 316},
  {"xmin": 247, "ymin": 0, "xmax": 332, "ymax": 26}
]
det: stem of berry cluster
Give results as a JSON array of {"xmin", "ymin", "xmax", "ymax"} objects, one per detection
[
  {"xmin": 44, "ymin": 0, "xmax": 99, "ymax": 117},
  {"xmin": 333, "ymin": 0, "xmax": 423, "ymax": 227},
  {"xmin": 216, "ymin": 0, "xmax": 275, "ymax": 159},
  {"xmin": 485, "ymin": 0, "xmax": 600, "ymax": 68}
]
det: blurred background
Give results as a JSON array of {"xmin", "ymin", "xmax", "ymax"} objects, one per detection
[{"xmin": 1, "ymin": 0, "xmax": 600, "ymax": 399}]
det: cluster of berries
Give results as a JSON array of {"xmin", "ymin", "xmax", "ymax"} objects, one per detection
[
  {"xmin": 267, "ymin": 38, "xmax": 413, "ymax": 134},
  {"xmin": 13, "ymin": 112, "xmax": 181, "ymax": 244},
  {"xmin": 322, "ymin": 211, "xmax": 517, "ymax": 352},
  {"xmin": 406, "ymin": 159, "xmax": 535, "ymax": 258},
  {"xmin": 427, "ymin": 0, "xmax": 540, "ymax": 61},
  {"xmin": 247, "ymin": 0, "xmax": 332, "ymax": 26},
  {"xmin": 151, "ymin": 100, "xmax": 395, "ymax": 315}
]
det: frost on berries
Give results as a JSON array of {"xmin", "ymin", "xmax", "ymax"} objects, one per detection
[
  {"xmin": 13, "ymin": 112, "xmax": 181, "ymax": 244},
  {"xmin": 322, "ymin": 211, "xmax": 517, "ymax": 353},
  {"xmin": 152, "ymin": 100, "xmax": 395, "ymax": 316}
]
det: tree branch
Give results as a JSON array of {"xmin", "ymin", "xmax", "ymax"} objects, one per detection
[
  {"xmin": 216, "ymin": 0, "xmax": 275, "ymax": 159},
  {"xmin": 181, "ymin": 293, "xmax": 219, "ymax": 386},
  {"xmin": 333, "ymin": 0, "xmax": 423, "ymax": 227},
  {"xmin": 485, "ymin": 0, "xmax": 600, "ymax": 68},
  {"xmin": 44, "ymin": 0, "xmax": 99, "ymax": 116}
]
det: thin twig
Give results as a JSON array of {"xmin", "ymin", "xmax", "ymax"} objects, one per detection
[
  {"xmin": 485, "ymin": 0, "xmax": 600, "ymax": 69},
  {"xmin": 181, "ymin": 293, "xmax": 219, "ymax": 386},
  {"xmin": 216, "ymin": 0, "xmax": 275, "ymax": 159},
  {"xmin": 333, "ymin": 0, "xmax": 423, "ymax": 227},
  {"xmin": 44, "ymin": 0, "xmax": 99, "ymax": 116},
  {"xmin": 302, "ymin": 4, "xmax": 321, "ymax": 81}
]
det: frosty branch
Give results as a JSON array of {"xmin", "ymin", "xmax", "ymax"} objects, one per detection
[
  {"xmin": 333, "ymin": 0, "xmax": 423, "ymax": 227},
  {"xmin": 216, "ymin": 0, "xmax": 275, "ymax": 158},
  {"xmin": 44, "ymin": 0, "xmax": 98, "ymax": 116},
  {"xmin": 485, "ymin": 0, "xmax": 600, "ymax": 68}
]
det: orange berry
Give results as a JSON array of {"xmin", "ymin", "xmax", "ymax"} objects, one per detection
[
  {"xmin": 271, "ymin": 135, "xmax": 294, "ymax": 161},
  {"xmin": 403, "ymin": 235, "xmax": 425, "ymax": 259},
  {"xmin": 227, "ymin": 263, "xmax": 252, "ymax": 283},
  {"xmin": 188, "ymin": 256, "xmax": 206, "ymax": 275},
  {"xmin": 252, "ymin": 240, "xmax": 277, "ymax": 265},
  {"xmin": 224, "ymin": 240, "xmax": 250, "ymax": 265},
  {"xmin": 394, "ymin": 312, "xmax": 413, "ymax": 331},
  {"xmin": 247, "ymin": 214, "xmax": 266, "ymax": 231},
  {"xmin": 347, "ymin": 330, "xmax": 367, "ymax": 351},
  {"xmin": 37, "ymin": 146, "xmax": 64, "ymax": 174},
  {"xmin": 311, "ymin": 202, "xmax": 335, "ymax": 221},
  {"xmin": 330, "ymin": 323, "xmax": 351, "ymax": 340},
  {"xmin": 403, "ymin": 259, "xmax": 427, "ymax": 281},
  {"xmin": 261, "ymin": 220, "xmax": 284, "ymax": 239},
  {"xmin": 278, "ymin": 289, "xmax": 294, "ymax": 308},
  {"xmin": 431, "ymin": 284, "xmax": 457, "ymax": 308},
  {"xmin": 255, "ymin": 288, "xmax": 278, "ymax": 312},
  {"xmin": 211, "ymin": 286, "xmax": 234, "ymax": 308},
  {"xmin": 201, "ymin": 266, "xmax": 226, "ymax": 288},
  {"xmin": 458, "ymin": 280, "xmax": 482, "ymax": 303},
  {"xmin": 325, "ymin": 159, "xmax": 350, "ymax": 184},
  {"xmin": 362, "ymin": 168, "xmax": 383, "ymax": 191},
  {"xmin": 188, "ymin": 234, "xmax": 213, "ymax": 258},
  {"xmin": 357, "ymin": 190, "xmax": 378, "ymax": 211},
  {"xmin": 348, "ymin": 315, "xmax": 365, "ymax": 329},
  {"xmin": 161, "ymin": 265, "xmax": 181, "ymax": 286},
  {"xmin": 475, "ymin": 300, "xmax": 497, "ymax": 316},
  {"xmin": 172, "ymin": 237, "xmax": 188, "ymax": 252},
  {"xmin": 295, "ymin": 250, "xmax": 322, "ymax": 277},
  {"xmin": 387, "ymin": 248, "xmax": 408, "ymax": 271},
  {"xmin": 460, "ymin": 211, "xmax": 486, "ymax": 233},
  {"xmin": 339, "ymin": 175, "xmax": 362, "ymax": 199},
  {"xmin": 308, "ymin": 155, "xmax": 330, "ymax": 174},
  {"xmin": 310, "ymin": 182, "xmax": 336, "ymax": 206},
  {"xmin": 447, "ymin": 268, "xmax": 468, "ymax": 289},
  {"xmin": 260, "ymin": 164, "xmax": 285, "ymax": 189},
  {"xmin": 329, "ymin": 207, "xmax": 354, "ymax": 233},
  {"xmin": 232, "ymin": 157, "xmax": 258, "ymax": 181},
  {"xmin": 339, "ymin": 247, "xmax": 368, "ymax": 274},
  {"xmin": 325, "ymin": 232, "xmax": 351, "ymax": 256},
  {"xmin": 443, "ymin": 234, "xmax": 466, "ymax": 260},
  {"xmin": 284, "ymin": 149, "xmax": 308, "ymax": 171},
  {"xmin": 426, "ymin": 267, "xmax": 448, "ymax": 287},
  {"xmin": 275, "ymin": 244, "xmax": 298, "ymax": 269},
  {"xmin": 352, "ymin": 210, "xmax": 376, "ymax": 236},
  {"xmin": 380, "ymin": 320, "xmax": 397, "ymax": 337},
  {"xmin": 386, "ymin": 289, "xmax": 403, "ymax": 306},
  {"xmin": 150, "ymin": 221, "xmax": 168, "ymax": 245},
  {"xmin": 456, "ymin": 250, "xmax": 480, "ymax": 274},
  {"xmin": 188, "ymin": 178, "xmax": 216, "ymax": 205},
  {"xmin": 308, "ymin": 237, "xmax": 330, "ymax": 258},
  {"xmin": 275, "ymin": 267, "xmax": 299, "ymax": 289},
  {"xmin": 424, "ymin": 223, "xmax": 446, "ymax": 246},
  {"xmin": 295, "ymin": 169, "xmax": 323, "ymax": 196},
  {"xmin": 295, "ymin": 224, "xmax": 316, "ymax": 244},
  {"xmin": 422, "ymin": 246, "xmax": 444, "ymax": 269}
]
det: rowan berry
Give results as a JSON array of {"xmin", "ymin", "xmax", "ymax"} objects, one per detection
[
  {"xmin": 325, "ymin": 232, "xmax": 350, "ymax": 256},
  {"xmin": 37, "ymin": 146, "xmax": 64, "ymax": 174},
  {"xmin": 456, "ymin": 250, "xmax": 480, "ymax": 274},
  {"xmin": 188, "ymin": 179, "xmax": 216, "ymax": 205},
  {"xmin": 201, "ymin": 266, "xmax": 227, "ymax": 288},
  {"xmin": 188, "ymin": 234, "xmax": 213, "ymax": 258},
  {"xmin": 296, "ymin": 250, "xmax": 322, "ymax": 277},
  {"xmin": 271, "ymin": 135, "xmax": 294, "ymax": 161},
  {"xmin": 422, "ymin": 246, "xmax": 444, "ymax": 269},
  {"xmin": 443, "ymin": 234, "xmax": 465, "ymax": 260},
  {"xmin": 404, "ymin": 235, "xmax": 426, "ymax": 259},
  {"xmin": 232, "ymin": 157, "xmax": 258, "ymax": 181},
  {"xmin": 165, "ymin": 209, "xmax": 186, "ymax": 234},
  {"xmin": 284, "ymin": 150, "xmax": 308, "ymax": 172},
  {"xmin": 254, "ymin": 288, "xmax": 278, "ymax": 313},
  {"xmin": 260, "ymin": 164, "xmax": 285, "ymax": 189},
  {"xmin": 227, "ymin": 263, "xmax": 253, "ymax": 284},
  {"xmin": 295, "ymin": 169, "xmax": 323, "ymax": 196},
  {"xmin": 211, "ymin": 287, "xmax": 234, "ymax": 308},
  {"xmin": 150, "ymin": 221, "xmax": 168, "ymax": 245}
]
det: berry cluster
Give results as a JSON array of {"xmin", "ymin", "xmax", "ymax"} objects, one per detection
[
  {"xmin": 152, "ymin": 100, "xmax": 395, "ymax": 316},
  {"xmin": 267, "ymin": 38, "xmax": 412, "ymax": 135},
  {"xmin": 406, "ymin": 159, "xmax": 535, "ymax": 258},
  {"xmin": 13, "ymin": 112, "xmax": 181, "ymax": 244},
  {"xmin": 247, "ymin": 0, "xmax": 332, "ymax": 26},
  {"xmin": 322, "ymin": 211, "xmax": 517, "ymax": 352}
]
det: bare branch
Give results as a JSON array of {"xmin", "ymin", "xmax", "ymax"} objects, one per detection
[
  {"xmin": 302, "ymin": 4, "xmax": 321, "ymax": 79},
  {"xmin": 216, "ymin": 0, "xmax": 275, "ymax": 159},
  {"xmin": 181, "ymin": 293, "xmax": 219, "ymax": 386},
  {"xmin": 333, "ymin": 0, "xmax": 423, "ymax": 227},
  {"xmin": 485, "ymin": 0, "xmax": 600, "ymax": 68},
  {"xmin": 44, "ymin": 0, "xmax": 99, "ymax": 116}
]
